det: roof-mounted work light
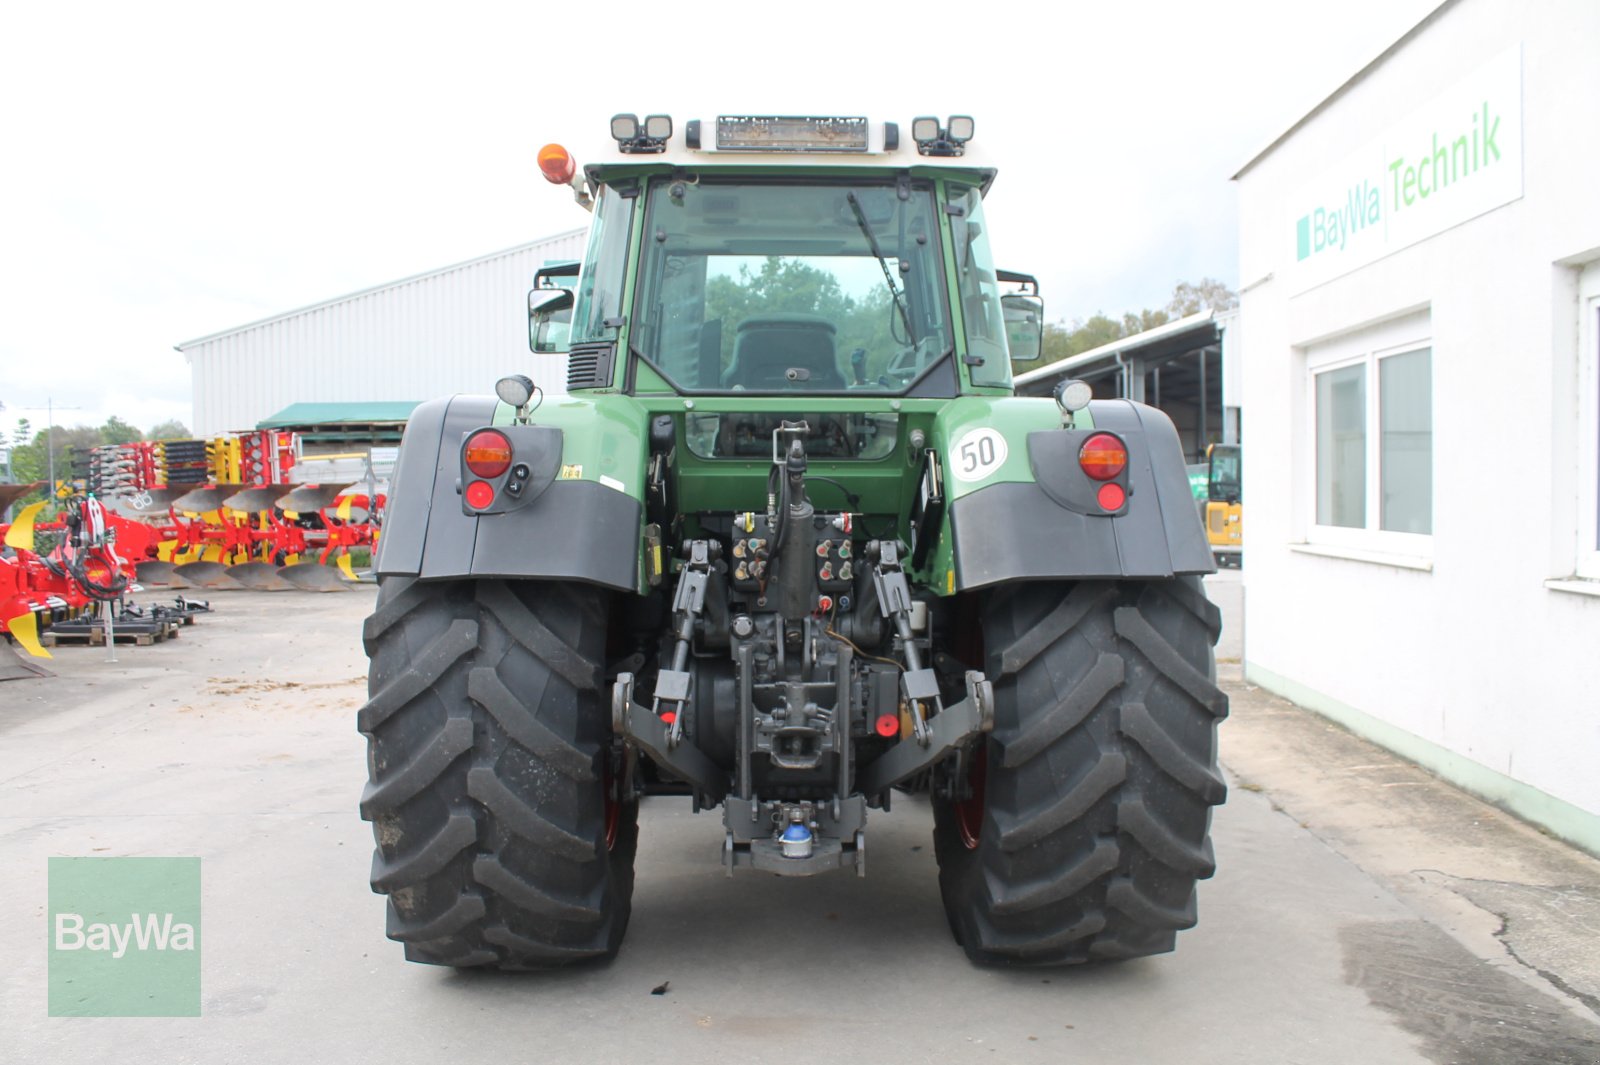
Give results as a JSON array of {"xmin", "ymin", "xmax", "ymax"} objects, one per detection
[
  {"xmin": 910, "ymin": 115, "xmax": 974, "ymax": 157},
  {"xmin": 611, "ymin": 112, "xmax": 672, "ymax": 154},
  {"xmin": 610, "ymin": 113, "xmax": 639, "ymax": 141}
]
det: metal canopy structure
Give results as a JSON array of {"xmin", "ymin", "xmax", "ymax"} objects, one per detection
[
  {"xmin": 257, "ymin": 400, "xmax": 422, "ymax": 449},
  {"xmin": 1013, "ymin": 311, "xmax": 1225, "ymax": 464}
]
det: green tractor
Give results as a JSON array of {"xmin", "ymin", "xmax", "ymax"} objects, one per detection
[{"xmin": 359, "ymin": 114, "xmax": 1227, "ymax": 968}]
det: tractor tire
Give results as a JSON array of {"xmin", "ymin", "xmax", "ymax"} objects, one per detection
[
  {"xmin": 358, "ymin": 576, "xmax": 638, "ymax": 969},
  {"xmin": 933, "ymin": 578, "xmax": 1227, "ymax": 966}
]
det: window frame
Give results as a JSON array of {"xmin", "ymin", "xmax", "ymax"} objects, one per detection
[
  {"xmin": 625, "ymin": 175, "xmax": 956, "ymax": 397},
  {"xmin": 569, "ymin": 183, "xmax": 637, "ymax": 347},
  {"xmin": 1303, "ymin": 313, "xmax": 1434, "ymax": 557},
  {"xmin": 1577, "ymin": 266, "xmax": 1600, "ymax": 580},
  {"xmin": 945, "ymin": 181, "xmax": 1014, "ymax": 388}
]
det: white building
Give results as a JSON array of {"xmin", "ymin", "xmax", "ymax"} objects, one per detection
[
  {"xmin": 1235, "ymin": 0, "xmax": 1600, "ymax": 852},
  {"xmin": 178, "ymin": 231, "xmax": 585, "ymax": 437}
]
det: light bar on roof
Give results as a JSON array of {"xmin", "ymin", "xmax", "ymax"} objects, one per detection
[{"xmin": 715, "ymin": 115, "xmax": 869, "ymax": 153}]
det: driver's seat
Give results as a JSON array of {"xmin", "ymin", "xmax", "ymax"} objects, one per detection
[{"xmin": 722, "ymin": 314, "xmax": 845, "ymax": 390}]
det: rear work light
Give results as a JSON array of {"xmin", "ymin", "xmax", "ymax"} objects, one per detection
[
  {"xmin": 464, "ymin": 429, "xmax": 513, "ymax": 478},
  {"xmin": 1078, "ymin": 432, "xmax": 1128, "ymax": 481}
]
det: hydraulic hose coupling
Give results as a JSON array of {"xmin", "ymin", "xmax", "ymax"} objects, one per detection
[{"xmin": 780, "ymin": 808, "xmax": 814, "ymax": 859}]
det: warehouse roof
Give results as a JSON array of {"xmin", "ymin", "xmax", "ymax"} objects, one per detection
[
  {"xmin": 176, "ymin": 230, "xmax": 587, "ymax": 350},
  {"xmin": 257, "ymin": 401, "xmax": 421, "ymax": 428},
  {"xmin": 1012, "ymin": 311, "xmax": 1220, "ymax": 396}
]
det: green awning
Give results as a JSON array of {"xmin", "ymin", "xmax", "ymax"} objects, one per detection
[{"xmin": 257, "ymin": 401, "xmax": 422, "ymax": 429}]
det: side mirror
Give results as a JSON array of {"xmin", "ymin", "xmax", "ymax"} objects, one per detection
[
  {"xmin": 528, "ymin": 288, "xmax": 575, "ymax": 353},
  {"xmin": 1002, "ymin": 293, "xmax": 1044, "ymax": 362}
]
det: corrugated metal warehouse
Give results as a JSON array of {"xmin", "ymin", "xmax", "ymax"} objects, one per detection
[{"xmin": 178, "ymin": 230, "xmax": 585, "ymax": 437}]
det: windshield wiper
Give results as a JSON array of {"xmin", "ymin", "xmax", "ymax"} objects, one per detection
[{"xmin": 846, "ymin": 191, "xmax": 916, "ymax": 345}]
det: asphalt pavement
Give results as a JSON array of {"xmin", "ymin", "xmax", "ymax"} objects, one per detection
[{"xmin": 1, "ymin": 582, "xmax": 1597, "ymax": 1065}]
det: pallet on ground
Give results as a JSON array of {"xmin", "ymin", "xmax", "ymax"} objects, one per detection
[{"xmin": 39, "ymin": 619, "xmax": 178, "ymax": 647}]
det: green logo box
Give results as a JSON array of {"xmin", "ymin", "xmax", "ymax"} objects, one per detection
[{"xmin": 48, "ymin": 857, "xmax": 201, "ymax": 1017}]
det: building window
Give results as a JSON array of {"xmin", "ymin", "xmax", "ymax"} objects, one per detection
[
  {"xmin": 1578, "ymin": 265, "xmax": 1600, "ymax": 580},
  {"xmin": 1306, "ymin": 313, "xmax": 1432, "ymax": 548},
  {"xmin": 1315, "ymin": 363, "xmax": 1365, "ymax": 527},
  {"xmin": 1379, "ymin": 348, "xmax": 1433, "ymax": 535}
]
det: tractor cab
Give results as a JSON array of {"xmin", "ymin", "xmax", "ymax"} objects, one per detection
[{"xmin": 531, "ymin": 114, "xmax": 1043, "ymax": 397}]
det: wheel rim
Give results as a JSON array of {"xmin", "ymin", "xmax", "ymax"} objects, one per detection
[{"xmin": 953, "ymin": 746, "xmax": 987, "ymax": 850}]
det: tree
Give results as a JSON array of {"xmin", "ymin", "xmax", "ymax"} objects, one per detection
[
  {"xmin": 9, "ymin": 420, "xmax": 45, "ymax": 485},
  {"xmin": 51, "ymin": 426, "xmax": 104, "ymax": 484},
  {"xmin": 1166, "ymin": 278, "xmax": 1237, "ymax": 317},
  {"xmin": 1122, "ymin": 308, "xmax": 1172, "ymax": 336},
  {"xmin": 5, "ymin": 418, "xmax": 37, "ymax": 484},
  {"xmin": 148, "ymin": 419, "xmax": 191, "ymax": 441},
  {"xmin": 4, "ymin": 423, "xmax": 93, "ymax": 494},
  {"xmin": 705, "ymin": 257, "xmax": 847, "ymax": 329},
  {"xmin": 703, "ymin": 256, "xmax": 897, "ymax": 380},
  {"xmin": 1023, "ymin": 277, "xmax": 1237, "ymax": 372},
  {"xmin": 100, "ymin": 416, "xmax": 143, "ymax": 445}
]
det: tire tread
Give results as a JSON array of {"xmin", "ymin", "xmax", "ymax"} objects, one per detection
[
  {"xmin": 359, "ymin": 577, "xmax": 635, "ymax": 969},
  {"xmin": 933, "ymin": 577, "xmax": 1227, "ymax": 966}
]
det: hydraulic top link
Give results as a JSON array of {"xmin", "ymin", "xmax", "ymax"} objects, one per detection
[{"xmin": 656, "ymin": 539, "xmax": 713, "ymax": 746}]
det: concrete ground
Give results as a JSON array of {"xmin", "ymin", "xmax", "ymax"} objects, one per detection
[
  {"xmin": 2, "ymin": 581, "xmax": 1598, "ymax": 1064},
  {"xmin": 1204, "ymin": 567, "xmax": 1244, "ymax": 663}
]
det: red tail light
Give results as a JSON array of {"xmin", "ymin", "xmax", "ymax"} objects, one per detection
[
  {"xmin": 1078, "ymin": 433, "xmax": 1128, "ymax": 481},
  {"xmin": 464, "ymin": 430, "xmax": 512, "ymax": 478}
]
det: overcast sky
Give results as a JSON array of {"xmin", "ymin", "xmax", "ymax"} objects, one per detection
[{"xmin": 0, "ymin": 0, "xmax": 1439, "ymax": 443}]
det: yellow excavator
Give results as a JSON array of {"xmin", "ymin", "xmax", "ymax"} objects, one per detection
[{"xmin": 1201, "ymin": 444, "xmax": 1241, "ymax": 567}]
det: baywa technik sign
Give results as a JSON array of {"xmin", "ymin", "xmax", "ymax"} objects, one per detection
[{"xmin": 1287, "ymin": 46, "xmax": 1522, "ymax": 293}]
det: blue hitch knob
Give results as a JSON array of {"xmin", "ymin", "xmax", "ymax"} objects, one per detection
[{"xmin": 780, "ymin": 820, "xmax": 813, "ymax": 859}]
